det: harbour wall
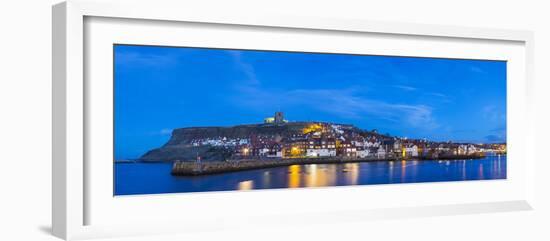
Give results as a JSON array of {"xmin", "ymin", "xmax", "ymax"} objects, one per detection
[{"xmin": 171, "ymin": 154, "xmax": 486, "ymax": 176}]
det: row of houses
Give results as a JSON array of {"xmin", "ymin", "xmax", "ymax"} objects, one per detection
[
  {"xmin": 190, "ymin": 133, "xmax": 485, "ymax": 158},
  {"xmin": 231, "ymin": 128, "xmax": 482, "ymax": 160},
  {"xmin": 185, "ymin": 113, "xmax": 500, "ymax": 160}
]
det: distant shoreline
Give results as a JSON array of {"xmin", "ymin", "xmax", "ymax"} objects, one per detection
[{"xmin": 170, "ymin": 153, "xmax": 492, "ymax": 176}]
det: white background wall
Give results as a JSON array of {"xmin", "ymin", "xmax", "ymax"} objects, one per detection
[{"xmin": 1, "ymin": 0, "xmax": 549, "ymax": 240}]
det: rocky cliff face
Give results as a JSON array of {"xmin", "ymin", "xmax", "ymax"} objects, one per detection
[
  {"xmin": 139, "ymin": 145, "xmax": 233, "ymax": 162},
  {"xmin": 164, "ymin": 123, "xmax": 309, "ymax": 146},
  {"xmin": 139, "ymin": 122, "xmax": 311, "ymax": 162},
  {"xmin": 139, "ymin": 122, "xmax": 381, "ymax": 162}
]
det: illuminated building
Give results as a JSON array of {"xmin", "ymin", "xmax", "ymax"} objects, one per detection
[
  {"xmin": 283, "ymin": 139, "xmax": 308, "ymax": 157},
  {"xmin": 264, "ymin": 112, "xmax": 288, "ymax": 124},
  {"xmin": 339, "ymin": 140, "xmax": 357, "ymax": 157}
]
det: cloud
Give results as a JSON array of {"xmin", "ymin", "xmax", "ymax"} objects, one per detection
[
  {"xmin": 450, "ymin": 129, "xmax": 477, "ymax": 134},
  {"xmin": 233, "ymin": 86, "xmax": 439, "ymax": 129},
  {"xmin": 425, "ymin": 92, "xmax": 454, "ymax": 103},
  {"xmin": 227, "ymin": 51, "xmax": 260, "ymax": 86},
  {"xmin": 147, "ymin": 128, "xmax": 173, "ymax": 136},
  {"xmin": 427, "ymin": 92, "xmax": 447, "ymax": 98},
  {"xmin": 490, "ymin": 126, "xmax": 506, "ymax": 132},
  {"xmin": 485, "ymin": 134, "xmax": 505, "ymax": 143},
  {"xmin": 159, "ymin": 128, "xmax": 173, "ymax": 135},
  {"xmin": 115, "ymin": 51, "xmax": 178, "ymax": 67},
  {"xmin": 482, "ymin": 105, "xmax": 506, "ymax": 122},
  {"xmin": 224, "ymin": 50, "xmax": 440, "ymax": 131},
  {"xmin": 470, "ymin": 66, "xmax": 485, "ymax": 73},
  {"xmin": 391, "ymin": 85, "xmax": 417, "ymax": 91}
]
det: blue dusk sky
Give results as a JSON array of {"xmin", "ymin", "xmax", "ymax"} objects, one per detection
[{"xmin": 114, "ymin": 45, "xmax": 506, "ymax": 159}]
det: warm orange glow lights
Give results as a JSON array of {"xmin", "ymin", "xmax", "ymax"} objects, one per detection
[
  {"xmin": 290, "ymin": 146, "xmax": 302, "ymax": 157},
  {"xmin": 303, "ymin": 123, "xmax": 323, "ymax": 134}
]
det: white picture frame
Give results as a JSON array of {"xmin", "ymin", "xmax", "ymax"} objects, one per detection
[{"xmin": 52, "ymin": 0, "xmax": 535, "ymax": 240}]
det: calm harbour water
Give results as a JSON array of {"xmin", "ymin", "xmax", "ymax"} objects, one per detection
[{"xmin": 114, "ymin": 155, "xmax": 506, "ymax": 195}]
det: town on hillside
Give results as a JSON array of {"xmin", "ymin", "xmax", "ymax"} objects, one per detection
[{"xmin": 184, "ymin": 112, "xmax": 506, "ymax": 161}]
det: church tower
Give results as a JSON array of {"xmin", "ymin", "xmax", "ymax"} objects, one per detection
[{"xmin": 274, "ymin": 112, "xmax": 284, "ymax": 124}]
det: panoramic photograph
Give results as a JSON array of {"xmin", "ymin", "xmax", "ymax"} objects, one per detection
[{"xmin": 114, "ymin": 44, "xmax": 507, "ymax": 196}]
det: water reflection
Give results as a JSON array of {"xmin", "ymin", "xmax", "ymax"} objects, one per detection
[
  {"xmin": 304, "ymin": 164, "xmax": 317, "ymax": 187},
  {"xmin": 115, "ymin": 155, "xmax": 508, "ymax": 195},
  {"xmin": 388, "ymin": 161, "xmax": 394, "ymax": 183},
  {"xmin": 411, "ymin": 160, "xmax": 419, "ymax": 183},
  {"xmin": 478, "ymin": 164, "xmax": 484, "ymax": 180},
  {"xmin": 238, "ymin": 180, "xmax": 254, "ymax": 190},
  {"xmin": 462, "ymin": 160, "xmax": 467, "ymax": 180},
  {"xmin": 262, "ymin": 171, "xmax": 271, "ymax": 187},
  {"xmin": 343, "ymin": 163, "xmax": 359, "ymax": 185},
  {"xmin": 497, "ymin": 155, "xmax": 502, "ymax": 176},
  {"xmin": 288, "ymin": 165, "xmax": 301, "ymax": 188},
  {"xmin": 401, "ymin": 160, "xmax": 407, "ymax": 182}
]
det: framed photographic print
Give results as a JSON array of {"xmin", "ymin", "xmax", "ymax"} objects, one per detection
[
  {"xmin": 114, "ymin": 44, "xmax": 507, "ymax": 195},
  {"xmin": 53, "ymin": 0, "xmax": 535, "ymax": 240}
]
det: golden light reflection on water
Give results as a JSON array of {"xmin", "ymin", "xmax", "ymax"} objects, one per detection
[
  {"xmin": 287, "ymin": 164, "xmax": 345, "ymax": 188},
  {"xmin": 308, "ymin": 165, "xmax": 337, "ymax": 187},
  {"xmin": 401, "ymin": 160, "xmax": 407, "ymax": 182},
  {"xmin": 238, "ymin": 180, "xmax": 254, "ymax": 190},
  {"xmin": 304, "ymin": 164, "xmax": 318, "ymax": 187},
  {"xmin": 343, "ymin": 163, "xmax": 359, "ymax": 185},
  {"xmin": 288, "ymin": 165, "xmax": 301, "ymax": 188},
  {"xmin": 235, "ymin": 157, "xmax": 501, "ymax": 191}
]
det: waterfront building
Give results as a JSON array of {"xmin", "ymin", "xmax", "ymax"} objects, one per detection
[
  {"xmin": 376, "ymin": 145, "xmax": 386, "ymax": 158},
  {"xmin": 415, "ymin": 143, "xmax": 426, "ymax": 157},
  {"xmin": 351, "ymin": 137, "xmax": 365, "ymax": 148},
  {"xmin": 457, "ymin": 144, "xmax": 478, "ymax": 155},
  {"xmin": 258, "ymin": 146, "xmax": 270, "ymax": 156},
  {"xmin": 356, "ymin": 147, "xmax": 370, "ymax": 158},
  {"xmin": 404, "ymin": 144, "xmax": 419, "ymax": 157},
  {"xmin": 306, "ymin": 148, "xmax": 336, "ymax": 157},
  {"xmin": 365, "ymin": 140, "xmax": 380, "ymax": 148},
  {"xmin": 267, "ymin": 151, "xmax": 283, "ymax": 158},
  {"xmin": 393, "ymin": 139, "xmax": 403, "ymax": 156},
  {"xmin": 266, "ymin": 143, "xmax": 283, "ymax": 158},
  {"xmin": 340, "ymin": 140, "xmax": 357, "ymax": 157},
  {"xmin": 283, "ymin": 139, "xmax": 308, "ymax": 157},
  {"xmin": 236, "ymin": 144, "xmax": 252, "ymax": 157}
]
